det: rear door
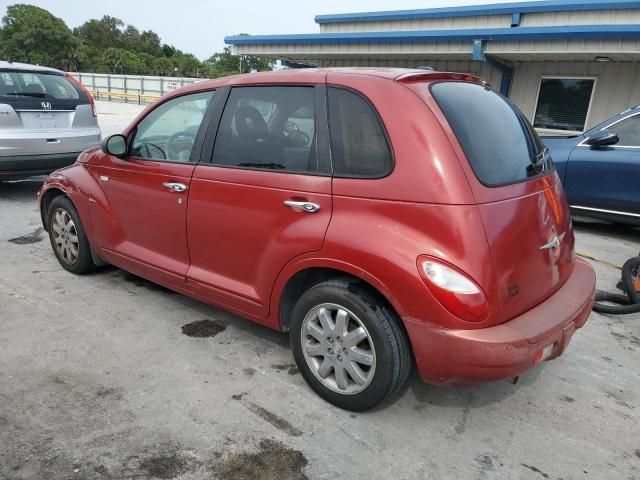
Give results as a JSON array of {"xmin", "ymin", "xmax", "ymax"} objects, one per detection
[
  {"xmin": 565, "ymin": 112, "xmax": 640, "ymax": 218},
  {"xmin": 186, "ymin": 84, "xmax": 332, "ymax": 318},
  {"xmin": 429, "ymin": 81, "xmax": 575, "ymax": 323},
  {"xmin": 0, "ymin": 69, "xmax": 96, "ymax": 156},
  {"xmin": 89, "ymin": 90, "xmax": 215, "ymax": 287}
]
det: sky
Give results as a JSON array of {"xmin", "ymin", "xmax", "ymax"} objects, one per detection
[{"xmin": 0, "ymin": 0, "xmax": 522, "ymax": 60}]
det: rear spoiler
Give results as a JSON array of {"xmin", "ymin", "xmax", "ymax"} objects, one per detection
[{"xmin": 395, "ymin": 71, "xmax": 489, "ymax": 87}]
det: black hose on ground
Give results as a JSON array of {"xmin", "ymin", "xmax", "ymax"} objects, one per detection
[{"xmin": 592, "ymin": 254, "xmax": 640, "ymax": 315}]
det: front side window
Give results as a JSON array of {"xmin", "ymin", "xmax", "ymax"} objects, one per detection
[
  {"xmin": 608, "ymin": 114, "xmax": 640, "ymax": 147},
  {"xmin": 130, "ymin": 91, "xmax": 214, "ymax": 163},
  {"xmin": 212, "ymin": 86, "xmax": 318, "ymax": 173},
  {"xmin": 533, "ymin": 78, "xmax": 595, "ymax": 132},
  {"xmin": 327, "ymin": 87, "xmax": 393, "ymax": 178},
  {"xmin": 432, "ymin": 81, "xmax": 552, "ymax": 187}
]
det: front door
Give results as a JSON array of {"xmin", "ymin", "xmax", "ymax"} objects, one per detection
[
  {"xmin": 90, "ymin": 90, "xmax": 215, "ymax": 287},
  {"xmin": 186, "ymin": 84, "xmax": 332, "ymax": 319},
  {"xmin": 566, "ymin": 112, "xmax": 640, "ymax": 218}
]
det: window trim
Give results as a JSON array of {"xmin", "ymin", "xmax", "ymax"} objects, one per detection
[
  {"xmin": 206, "ymin": 83, "xmax": 333, "ymax": 177},
  {"xmin": 532, "ymin": 75, "xmax": 598, "ymax": 134},
  {"xmin": 326, "ymin": 85, "xmax": 395, "ymax": 180},
  {"xmin": 125, "ymin": 89, "xmax": 217, "ymax": 165},
  {"xmin": 577, "ymin": 111, "xmax": 640, "ymax": 149}
]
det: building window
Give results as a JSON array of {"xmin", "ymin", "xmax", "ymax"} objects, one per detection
[{"xmin": 533, "ymin": 77, "xmax": 595, "ymax": 132}]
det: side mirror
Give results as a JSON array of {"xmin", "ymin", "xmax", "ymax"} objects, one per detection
[
  {"xmin": 586, "ymin": 130, "xmax": 619, "ymax": 147},
  {"xmin": 101, "ymin": 134, "xmax": 128, "ymax": 157}
]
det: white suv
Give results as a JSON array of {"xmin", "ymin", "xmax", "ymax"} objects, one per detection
[{"xmin": 0, "ymin": 61, "xmax": 101, "ymax": 180}]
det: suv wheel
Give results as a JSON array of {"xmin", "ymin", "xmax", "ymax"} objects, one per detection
[
  {"xmin": 290, "ymin": 279, "xmax": 411, "ymax": 411},
  {"xmin": 47, "ymin": 196, "xmax": 96, "ymax": 274}
]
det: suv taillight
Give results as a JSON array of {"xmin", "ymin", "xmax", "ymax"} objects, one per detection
[
  {"xmin": 417, "ymin": 256, "xmax": 489, "ymax": 322},
  {"xmin": 66, "ymin": 73, "xmax": 96, "ymax": 117}
]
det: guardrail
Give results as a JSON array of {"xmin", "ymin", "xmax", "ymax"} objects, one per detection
[
  {"xmin": 70, "ymin": 72, "xmax": 203, "ymax": 104},
  {"xmin": 89, "ymin": 89, "xmax": 160, "ymax": 105}
]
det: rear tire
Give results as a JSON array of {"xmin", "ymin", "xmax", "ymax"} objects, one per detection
[
  {"xmin": 290, "ymin": 278, "xmax": 411, "ymax": 411},
  {"xmin": 47, "ymin": 196, "xmax": 96, "ymax": 275}
]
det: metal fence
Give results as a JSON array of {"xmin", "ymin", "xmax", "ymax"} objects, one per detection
[{"xmin": 69, "ymin": 72, "xmax": 204, "ymax": 104}]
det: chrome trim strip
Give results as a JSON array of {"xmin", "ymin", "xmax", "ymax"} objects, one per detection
[
  {"xmin": 571, "ymin": 205, "xmax": 640, "ymax": 218},
  {"xmin": 14, "ymin": 109, "xmax": 75, "ymax": 112}
]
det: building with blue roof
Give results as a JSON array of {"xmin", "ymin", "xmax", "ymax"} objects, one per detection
[{"xmin": 226, "ymin": 0, "xmax": 640, "ymax": 133}]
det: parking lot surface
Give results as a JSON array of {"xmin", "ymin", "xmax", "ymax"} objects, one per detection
[{"xmin": 1, "ymin": 102, "xmax": 639, "ymax": 480}]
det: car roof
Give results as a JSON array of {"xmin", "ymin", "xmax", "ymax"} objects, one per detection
[
  {"xmin": 168, "ymin": 67, "xmax": 487, "ymax": 99},
  {"xmin": 0, "ymin": 60, "xmax": 65, "ymax": 75}
]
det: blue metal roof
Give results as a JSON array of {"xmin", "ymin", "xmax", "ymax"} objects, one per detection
[
  {"xmin": 314, "ymin": 0, "xmax": 640, "ymax": 24},
  {"xmin": 225, "ymin": 24, "xmax": 640, "ymax": 45}
]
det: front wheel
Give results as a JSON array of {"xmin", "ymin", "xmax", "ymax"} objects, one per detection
[
  {"xmin": 290, "ymin": 279, "xmax": 411, "ymax": 411},
  {"xmin": 47, "ymin": 196, "xmax": 96, "ymax": 275}
]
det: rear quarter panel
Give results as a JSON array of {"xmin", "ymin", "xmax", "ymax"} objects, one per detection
[{"xmin": 312, "ymin": 74, "xmax": 499, "ymax": 330}]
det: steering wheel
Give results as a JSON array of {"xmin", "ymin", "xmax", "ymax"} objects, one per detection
[
  {"xmin": 286, "ymin": 131, "xmax": 311, "ymax": 147},
  {"xmin": 140, "ymin": 142, "xmax": 166, "ymax": 160},
  {"xmin": 166, "ymin": 131, "xmax": 197, "ymax": 160}
]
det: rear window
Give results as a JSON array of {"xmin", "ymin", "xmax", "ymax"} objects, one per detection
[
  {"xmin": 431, "ymin": 81, "xmax": 552, "ymax": 186},
  {"xmin": 0, "ymin": 71, "xmax": 82, "ymax": 100}
]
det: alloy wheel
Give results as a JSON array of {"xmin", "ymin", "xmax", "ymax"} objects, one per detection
[
  {"xmin": 301, "ymin": 303, "xmax": 376, "ymax": 395},
  {"xmin": 51, "ymin": 208, "xmax": 80, "ymax": 265}
]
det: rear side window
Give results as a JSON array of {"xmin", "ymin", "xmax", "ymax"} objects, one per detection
[
  {"xmin": 213, "ymin": 86, "xmax": 319, "ymax": 173},
  {"xmin": 328, "ymin": 87, "xmax": 392, "ymax": 178},
  {"xmin": 0, "ymin": 71, "xmax": 81, "ymax": 100},
  {"xmin": 431, "ymin": 82, "xmax": 552, "ymax": 186}
]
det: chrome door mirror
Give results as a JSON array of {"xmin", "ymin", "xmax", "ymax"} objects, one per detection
[
  {"xmin": 586, "ymin": 130, "xmax": 619, "ymax": 147},
  {"xmin": 101, "ymin": 134, "xmax": 128, "ymax": 157}
]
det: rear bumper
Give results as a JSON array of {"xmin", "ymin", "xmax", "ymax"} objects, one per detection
[
  {"xmin": 0, "ymin": 152, "xmax": 81, "ymax": 179},
  {"xmin": 406, "ymin": 258, "xmax": 596, "ymax": 385}
]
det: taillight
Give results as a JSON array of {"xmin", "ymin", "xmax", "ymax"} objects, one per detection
[
  {"xmin": 417, "ymin": 256, "xmax": 489, "ymax": 322},
  {"xmin": 66, "ymin": 73, "xmax": 97, "ymax": 117}
]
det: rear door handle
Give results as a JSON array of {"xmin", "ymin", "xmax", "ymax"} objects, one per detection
[
  {"xmin": 284, "ymin": 200, "xmax": 321, "ymax": 213},
  {"xmin": 163, "ymin": 182, "xmax": 187, "ymax": 193}
]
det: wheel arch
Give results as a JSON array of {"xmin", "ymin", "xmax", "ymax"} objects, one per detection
[
  {"xmin": 40, "ymin": 187, "xmax": 69, "ymax": 231},
  {"xmin": 273, "ymin": 259, "xmax": 407, "ymax": 334}
]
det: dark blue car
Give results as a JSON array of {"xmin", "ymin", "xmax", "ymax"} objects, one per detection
[{"xmin": 543, "ymin": 107, "xmax": 640, "ymax": 225}]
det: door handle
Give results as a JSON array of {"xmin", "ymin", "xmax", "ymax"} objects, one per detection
[
  {"xmin": 284, "ymin": 200, "xmax": 321, "ymax": 213},
  {"xmin": 163, "ymin": 182, "xmax": 187, "ymax": 193}
]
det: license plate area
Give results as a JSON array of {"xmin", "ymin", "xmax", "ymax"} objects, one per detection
[{"xmin": 37, "ymin": 113, "xmax": 58, "ymax": 128}]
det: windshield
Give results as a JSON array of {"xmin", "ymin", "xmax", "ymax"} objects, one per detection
[
  {"xmin": 0, "ymin": 71, "xmax": 81, "ymax": 100},
  {"xmin": 431, "ymin": 81, "xmax": 553, "ymax": 187}
]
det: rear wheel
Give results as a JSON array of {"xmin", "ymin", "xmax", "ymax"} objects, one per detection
[
  {"xmin": 47, "ymin": 196, "xmax": 96, "ymax": 274},
  {"xmin": 290, "ymin": 279, "xmax": 411, "ymax": 411}
]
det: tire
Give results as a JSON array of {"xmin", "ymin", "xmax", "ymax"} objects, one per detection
[
  {"xmin": 47, "ymin": 196, "xmax": 96, "ymax": 275},
  {"xmin": 290, "ymin": 278, "xmax": 411, "ymax": 411}
]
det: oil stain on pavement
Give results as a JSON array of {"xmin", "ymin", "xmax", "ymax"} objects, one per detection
[
  {"xmin": 212, "ymin": 438, "xmax": 308, "ymax": 480},
  {"xmin": 8, "ymin": 226, "xmax": 44, "ymax": 244},
  {"xmin": 181, "ymin": 319, "xmax": 227, "ymax": 338}
]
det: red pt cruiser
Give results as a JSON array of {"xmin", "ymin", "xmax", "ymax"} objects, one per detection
[{"xmin": 39, "ymin": 69, "xmax": 596, "ymax": 411}]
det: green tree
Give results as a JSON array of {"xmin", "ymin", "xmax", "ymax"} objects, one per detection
[
  {"xmin": 101, "ymin": 47, "xmax": 126, "ymax": 73},
  {"xmin": 0, "ymin": 4, "xmax": 80, "ymax": 70},
  {"xmin": 174, "ymin": 52, "xmax": 202, "ymax": 77},
  {"xmin": 138, "ymin": 30, "xmax": 162, "ymax": 56},
  {"xmin": 162, "ymin": 44, "xmax": 177, "ymax": 57},
  {"xmin": 206, "ymin": 44, "xmax": 273, "ymax": 76},
  {"xmin": 153, "ymin": 57, "xmax": 174, "ymax": 76},
  {"xmin": 75, "ymin": 15, "xmax": 124, "ymax": 50}
]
